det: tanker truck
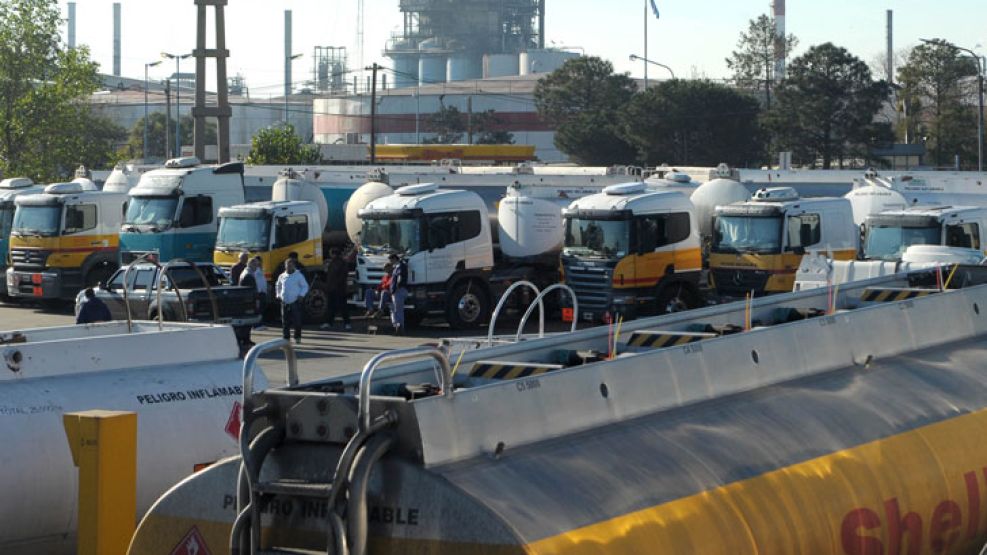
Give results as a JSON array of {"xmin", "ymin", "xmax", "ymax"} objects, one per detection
[
  {"xmin": 560, "ymin": 182, "xmax": 704, "ymax": 321},
  {"xmin": 0, "ymin": 320, "xmax": 268, "ymax": 554},
  {"xmin": 213, "ymin": 170, "xmax": 363, "ymax": 321},
  {"xmin": 0, "ymin": 178, "xmax": 43, "ymax": 299},
  {"xmin": 129, "ymin": 266, "xmax": 987, "ymax": 555},
  {"xmin": 5, "ymin": 170, "xmax": 136, "ymax": 301},
  {"xmin": 119, "ymin": 157, "xmax": 246, "ymax": 263},
  {"xmin": 353, "ymin": 181, "xmax": 606, "ymax": 328}
]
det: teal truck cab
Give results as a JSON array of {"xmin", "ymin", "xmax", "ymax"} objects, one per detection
[{"xmin": 119, "ymin": 157, "xmax": 245, "ymax": 263}]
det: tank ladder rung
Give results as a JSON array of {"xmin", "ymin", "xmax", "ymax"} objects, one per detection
[{"xmin": 254, "ymin": 480, "xmax": 333, "ymax": 498}]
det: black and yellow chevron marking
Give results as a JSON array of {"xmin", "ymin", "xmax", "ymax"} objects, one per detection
[
  {"xmin": 861, "ymin": 288, "xmax": 934, "ymax": 303},
  {"xmin": 469, "ymin": 361, "xmax": 564, "ymax": 380},
  {"xmin": 627, "ymin": 331, "xmax": 717, "ymax": 348}
]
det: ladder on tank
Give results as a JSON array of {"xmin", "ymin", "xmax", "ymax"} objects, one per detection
[{"xmin": 230, "ymin": 339, "xmax": 453, "ymax": 555}]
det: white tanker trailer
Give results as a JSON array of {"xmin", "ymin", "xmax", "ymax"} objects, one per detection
[{"xmin": 0, "ymin": 321, "xmax": 269, "ymax": 554}]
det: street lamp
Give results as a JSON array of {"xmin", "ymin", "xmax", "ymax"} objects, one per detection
[
  {"xmin": 144, "ymin": 60, "xmax": 161, "ymax": 162},
  {"xmin": 629, "ymin": 54, "xmax": 675, "ymax": 81},
  {"xmin": 920, "ymin": 38, "xmax": 984, "ymax": 172},
  {"xmin": 285, "ymin": 53, "xmax": 303, "ymax": 123},
  {"xmin": 162, "ymin": 52, "xmax": 192, "ymax": 159}
]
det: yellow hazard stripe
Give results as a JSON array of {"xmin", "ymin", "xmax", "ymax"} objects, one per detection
[
  {"xmin": 628, "ymin": 333, "xmax": 707, "ymax": 349},
  {"xmin": 526, "ymin": 405, "xmax": 987, "ymax": 555},
  {"xmin": 470, "ymin": 364, "xmax": 558, "ymax": 379},
  {"xmin": 862, "ymin": 289, "xmax": 933, "ymax": 302}
]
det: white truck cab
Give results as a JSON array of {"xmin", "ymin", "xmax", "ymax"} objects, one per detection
[{"xmin": 863, "ymin": 205, "xmax": 987, "ymax": 261}]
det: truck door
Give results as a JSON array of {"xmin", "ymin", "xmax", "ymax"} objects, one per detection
[
  {"xmin": 423, "ymin": 211, "xmax": 468, "ymax": 283},
  {"xmin": 786, "ymin": 212, "xmax": 821, "ymax": 253},
  {"xmin": 176, "ymin": 195, "xmax": 215, "ymax": 261},
  {"xmin": 628, "ymin": 212, "xmax": 692, "ymax": 289},
  {"xmin": 128, "ymin": 267, "xmax": 157, "ymax": 317}
]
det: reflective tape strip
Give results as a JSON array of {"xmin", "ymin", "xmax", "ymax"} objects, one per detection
[
  {"xmin": 627, "ymin": 331, "xmax": 715, "ymax": 348},
  {"xmin": 861, "ymin": 288, "xmax": 933, "ymax": 302},
  {"xmin": 469, "ymin": 362, "xmax": 561, "ymax": 379}
]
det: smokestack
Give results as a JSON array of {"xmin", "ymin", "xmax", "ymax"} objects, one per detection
[
  {"xmin": 284, "ymin": 10, "xmax": 292, "ymax": 98},
  {"xmin": 772, "ymin": 0, "xmax": 785, "ymax": 81},
  {"xmin": 538, "ymin": 0, "xmax": 546, "ymax": 49},
  {"xmin": 67, "ymin": 2, "xmax": 76, "ymax": 49},
  {"xmin": 886, "ymin": 10, "xmax": 894, "ymax": 84},
  {"xmin": 113, "ymin": 3, "xmax": 121, "ymax": 77}
]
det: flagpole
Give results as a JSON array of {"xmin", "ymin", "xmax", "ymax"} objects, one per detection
[{"xmin": 643, "ymin": 0, "xmax": 649, "ymax": 89}]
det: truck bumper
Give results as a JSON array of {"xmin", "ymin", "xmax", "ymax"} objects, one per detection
[{"xmin": 6, "ymin": 268, "xmax": 81, "ymax": 300}]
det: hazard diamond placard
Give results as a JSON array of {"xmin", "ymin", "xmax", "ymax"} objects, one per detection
[
  {"xmin": 225, "ymin": 401, "xmax": 242, "ymax": 441},
  {"xmin": 170, "ymin": 525, "xmax": 211, "ymax": 555}
]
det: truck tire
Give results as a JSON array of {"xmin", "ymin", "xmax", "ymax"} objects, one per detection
[
  {"xmin": 302, "ymin": 287, "xmax": 328, "ymax": 324},
  {"xmin": 446, "ymin": 280, "xmax": 490, "ymax": 329},
  {"xmin": 655, "ymin": 282, "xmax": 700, "ymax": 315}
]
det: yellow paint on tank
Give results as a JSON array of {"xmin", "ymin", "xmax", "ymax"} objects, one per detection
[
  {"xmin": 612, "ymin": 247, "xmax": 702, "ymax": 289},
  {"xmin": 710, "ymin": 249, "xmax": 857, "ymax": 294},
  {"xmin": 526, "ymin": 407, "xmax": 987, "ymax": 555},
  {"xmin": 10, "ymin": 233, "xmax": 119, "ymax": 268}
]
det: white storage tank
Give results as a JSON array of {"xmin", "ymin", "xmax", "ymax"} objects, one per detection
[
  {"xmin": 520, "ymin": 49, "xmax": 580, "ymax": 76},
  {"xmin": 498, "ymin": 195, "xmax": 567, "ymax": 260},
  {"xmin": 483, "ymin": 53, "xmax": 520, "ymax": 78},
  {"xmin": 690, "ymin": 178, "xmax": 751, "ymax": 238},
  {"xmin": 844, "ymin": 183, "xmax": 909, "ymax": 226},
  {"xmin": 273, "ymin": 173, "xmax": 329, "ymax": 228},
  {"xmin": 345, "ymin": 181, "xmax": 394, "ymax": 243},
  {"xmin": 418, "ymin": 39, "xmax": 447, "ymax": 86}
]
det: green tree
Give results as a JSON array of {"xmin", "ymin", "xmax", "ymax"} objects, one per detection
[
  {"xmin": 897, "ymin": 39, "xmax": 979, "ymax": 168},
  {"xmin": 423, "ymin": 106, "xmax": 466, "ymax": 144},
  {"xmin": 0, "ymin": 0, "xmax": 119, "ymax": 180},
  {"xmin": 119, "ymin": 113, "xmax": 217, "ymax": 162},
  {"xmin": 245, "ymin": 124, "xmax": 320, "ymax": 165},
  {"xmin": 765, "ymin": 43, "xmax": 891, "ymax": 168},
  {"xmin": 534, "ymin": 57, "xmax": 637, "ymax": 165},
  {"xmin": 725, "ymin": 14, "xmax": 799, "ymax": 108},
  {"xmin": 473, "ymin": 109, "xmax": 515, "ymax": 144},
  {"xmin": 621, "ymin": 80, "xmax": 765, "ymax": 167}
]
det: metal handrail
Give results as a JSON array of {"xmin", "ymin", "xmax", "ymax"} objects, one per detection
[
  {"xmin": 122, "ymin": 252, "xmax": 162, "ymax": 333},
  {"xmin": 358, "ymin": 346, "xmax": 452, "ymax": 432},
  {"xmin": 515, "ymin": 283, "xmax": 578, "ymax": 342},
  {"xmin": 242, "ymin": 339, "xmax": 298, "ymax": 404},
  {"xmin": 487, "ymin": 280, "xmax": 541, "ymax": 347}
]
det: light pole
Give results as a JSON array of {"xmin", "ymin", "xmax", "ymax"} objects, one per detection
[
  {"xmin": 921, "ymin": 38, "xmax": 984, "ymax": 172},
  {"xmin": 285, "ymin": 53, "xmax": 303, "ymax": 124},
  {"xmin": 629, "ymin": 54, "xmax": 675, "ymax": 80},
  {"xmin": 162, "ymin": 52, "xmax": 192, "ymax": 159},
  {"xmin": 143, "ymin": 60, "xmax": 161, "ymax": 162}
]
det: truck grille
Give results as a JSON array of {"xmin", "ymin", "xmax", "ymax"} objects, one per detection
[
  {"xmin": 359, "ymin": 264, "xmax": 389, "ymax": 289},
  {"xmin": 10, "ymin": 249, "xmax": 49, "ymax": 269},
  {"xmin": 564, "ymin": 265, "xmax": 613, "ymax": 312},
  {"xmin": 710, "ymin": 268, "xmax": 771, "ymax": 298}
]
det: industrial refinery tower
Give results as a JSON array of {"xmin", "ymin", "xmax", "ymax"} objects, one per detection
[{"xmin": 385, "ymin": 0, "xmax": 546, "ymax": 89}]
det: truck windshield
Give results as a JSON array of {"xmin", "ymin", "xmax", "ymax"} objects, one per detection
[
  {"xmin": 563, "ymin": 218, "xmax": 629, "ymax": 258},
  {"xmin": 712, "ymin": 215, "xmax": 783, "ymax": 253},
  {"xmin": 125, "ymin": 196, "xmax": 178, "ymax": 230},
  {"xmin": 360, "ymin": 218, "xmax": 419, "ymax": 255},
  {"xmin": 11, "ymin": 205, "xmax": 61, "ymax": 237},
  {"xmin": 217, "ymin": 217, "xmax": 270, "ymax": 250},
  {"xmin": 864, "ymin": 224, "xmax": 942, "ymax": 261},
  {"xmin": 0, "ymin": 205, "xmax": 12, "ymax": 238}
]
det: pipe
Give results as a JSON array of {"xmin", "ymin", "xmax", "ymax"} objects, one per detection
[
  {"xmin": 487, "ymin": 280, "xmax": 542, "ymax": 346},
  {"xmin": 358, "ymin": 347, "xmax": 452, "ymax": 432},
  {"xmin": 516, "ymin": 283, "xmax": 579, "ymax": 341},
  {"xmin": 346, "ymin": 434, "xmax": 394, "ymax": 555}
]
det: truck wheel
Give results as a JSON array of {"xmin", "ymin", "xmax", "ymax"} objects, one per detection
[
  {"xmin": 655, "ymin": 283, "xmax": 700, "ymax": 315},
  {"xmin": 302, "ymin": 287, "xmax": 328, "ymax": 324},
  {"xmin": 447, "ymin": 281, "xmax": 490, "ymax": 329},
  {"xmin": 85, "ymin": 262, "xmax": 116, "ymax": 289}
]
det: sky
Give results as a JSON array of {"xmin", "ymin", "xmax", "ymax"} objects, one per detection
[{"xmin": 61, "ymin": 0, "xmax": 987, "ymax": 97}]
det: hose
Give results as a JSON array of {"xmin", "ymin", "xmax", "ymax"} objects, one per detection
[{"xmin": 346, "ymin": 433, "xmax": 395, "ymax": 555}]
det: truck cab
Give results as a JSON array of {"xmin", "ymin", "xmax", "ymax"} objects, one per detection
[
  {"xmin": 709, "ymin": 187, "xmax": 857, "ymax": 297},
  {"xmin": 862, "ymin": 205, "xmax": 987, "ymax": 261},
  {"xmin": 120, "ymin": 157, "xmax": 244, "ymax": 263},
  {"xmin": 357, "ymin": 183, "xmax": 494, "ymax": 327},
  {"xmin": 6, "ymin": 182, "xmax": 127, "ymax": 300},
  {"xmin": 214, "ymin": 200, "xmax": 325, "ymax": 281},
  {"xmin": 561, "ymin": 183, "xmax": 703, "ymax": 321},
  {"xmin": 0, "ymin": 178, "xmax": 44, "ymax": 297}
]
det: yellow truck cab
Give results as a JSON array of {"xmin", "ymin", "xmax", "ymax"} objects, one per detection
[
  {"xmin": 6, "ymin": 181, "xmax": 129, "ymax": 300},
  {"xmin": 709, "ymin": 187, "xmax": 857, "ymax": 297},
  {"xmin": 863, "ymin": 205, "xmax": 987, "ymax": 261},
  {"xmin": 561, "ymin": 182, "xmax": 703, "ymax": 321},
  {"xmin": 214, "ymin": 200, "xmax": 325, "ymax": 282}
]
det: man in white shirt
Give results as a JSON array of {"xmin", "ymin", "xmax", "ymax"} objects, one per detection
[{"xmin": 275, "ymin": 259, "xmax": 309, "ymax": 344}]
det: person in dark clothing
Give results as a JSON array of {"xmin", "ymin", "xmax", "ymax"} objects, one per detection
[
  {"xmin": 388, "ymin": 254, "xmax": 409, "ymax": 334},
  {"xmin": 320, "ymin": 248, "xmax": 351, "ymax": 331},
  {"xmin": 76, "ymin": 288, "xmax": 112, "ymax": 324},
  {"xmin": 230, "ymin": 251, "xmax": 249, "ymax": 284},
  {"xmin": 234, "ymin": 259, "xmax": 259, "ymax": 347}
]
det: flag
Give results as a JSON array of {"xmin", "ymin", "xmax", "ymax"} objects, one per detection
[{"xmin": 650, "ymin": 0, "xmax": 660, "ymax": 18}]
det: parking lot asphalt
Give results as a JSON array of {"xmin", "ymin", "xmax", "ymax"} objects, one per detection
[{"xmin": 0, "ymin": 299, "xmax": 583, "ymax": 386}]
